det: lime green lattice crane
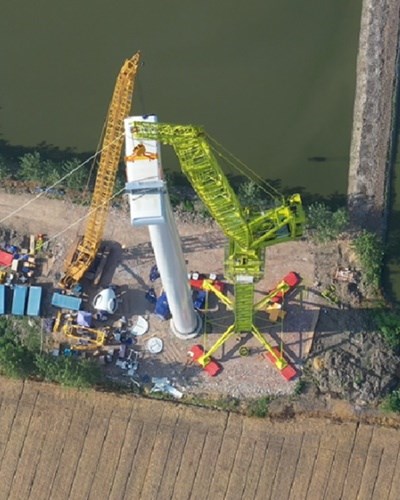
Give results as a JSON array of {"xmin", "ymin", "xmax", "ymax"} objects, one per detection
[{"xmin": 132, "ymin": 122, "xmax": 305, "ymax": 372}]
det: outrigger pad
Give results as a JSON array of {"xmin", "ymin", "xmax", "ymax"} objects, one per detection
[
  {"xmin": 188, "ymin": 345, "xmax": 223, "ymax": 377},
  {"xmin": 204, "ymin": 361, "xmax": 222, "ymax": 376},
  {"xmin": 263, "ymin": 347, "xmax": 297, "ymax": 381}
]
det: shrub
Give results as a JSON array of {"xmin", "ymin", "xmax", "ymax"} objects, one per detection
[
  {"xmin": 293, "ymin": 378, "xmax": 307, "ymax": 396},
  {"xmin": 246, "ymin": 396, "xmax": 270, "ymax": 417},
  {"xmin": 63, "ymin": 158, "xmax": 89, "ymax": 191},
  {"xmin": 0, "ymin": 341, "xmax": 36, "ymax": 379},
  {"xmin": 18, "ymin": 152, "xmax": 42, "ymax": 181},
  {"xmin": 41, "ymin": 159, "xmax": 62, "ymax": 185},
  {"xmin": 352, "ymin": 230, "xmax": 384, "ymax": 290},
  {"xmin": 374, "ymin": 309, "xmax": 400, "ymax": 350},
  {"xmin": 0, "ymin": 155, "xmax": 12, "ymax": 180},
  {"xmin": 11, "ymin": 317, "xmax": 42, "ymax": 353},
  {"xmin": 0, "ymin": 318, "xmax": 36, "ymax": 378},
  {"xmin": 381, "ymin": 389, "xmax": 400, "ymax": 412},
  {"xmin": 237, "ymin": 180, "xmax": 274, "ymax": 212},
  {"xmin": 306, "ymin": 202, "xmax": 348, "ymax": 243}
]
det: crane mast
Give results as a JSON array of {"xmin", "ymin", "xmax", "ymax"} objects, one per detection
[{"xmin": 59, "ymin": 52, "xmax": 140, "ymax": 289}]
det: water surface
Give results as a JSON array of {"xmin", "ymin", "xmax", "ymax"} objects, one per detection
[{"xmin": 0, "ymin": 0, "xmax": 361, "ymax": 197}]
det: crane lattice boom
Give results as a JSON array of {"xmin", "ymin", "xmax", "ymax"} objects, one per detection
[
  {"xmin": 60, "ymin": 52, "xmax": 140, "ymax": 289},
  {"xmin": 132, "ymin": 120, "xmax": 306, "ymax": 370},
  {"xmin": 131, "ymin": 121, "xmax": 304, "ymax": 280},
  {"xmin": 130, "ymin": 122, "xmax": 252, "ymax": 249}
]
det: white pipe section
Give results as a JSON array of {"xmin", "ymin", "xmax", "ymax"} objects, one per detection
[
  {"xmin": 124, "ymin": 114, "xmax": 199, "ymax": 338},
  {"xmin": 149, "ymin": 195, "xmax": 199, "ymax": 336}
]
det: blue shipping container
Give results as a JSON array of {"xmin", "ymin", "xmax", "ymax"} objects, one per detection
[
  {"xmin": 12, "ymin": 285, "xmax": 28, "ymax": 316},
  {"xmin": 0, "ymin": 285, "xmax": 5, "ymax": 315},
  {"xmin": 51, "ymin": 292, "xmax": 82, "ymax": 311},
  {"xmin": 27, "ymin": 286, "xmax": 42, "ymax": 316}
]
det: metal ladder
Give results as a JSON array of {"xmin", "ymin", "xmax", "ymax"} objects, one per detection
[{"xmin": 234, "ymin": 283, "xmax": 255, "ymax": 332}]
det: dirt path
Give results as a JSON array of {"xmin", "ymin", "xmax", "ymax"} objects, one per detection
[
  {"xmin": 1, "ymin": 378, "xmax": 400, "ymax": 500},
  {"xmin": 0, "ymin": 191, "xmax": 322, "ymax": 398}
]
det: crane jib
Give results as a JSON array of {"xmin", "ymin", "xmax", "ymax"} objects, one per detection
[
  {"xmin": 132, "ymin": 122, "xmax": 253, "ymax": 249},
  {"xmin": 59, "ymin": 52, "xmax": 141, "ymax": 289}
]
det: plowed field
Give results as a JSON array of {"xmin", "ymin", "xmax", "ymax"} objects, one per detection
[{"xmin": 0, "ymin": 378, "xmax": 400, "ymax": 500}]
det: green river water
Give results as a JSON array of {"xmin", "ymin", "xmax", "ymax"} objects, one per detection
[{"xmin": 0, "ymin": 0, "xmax": 361, "ymax": 198}]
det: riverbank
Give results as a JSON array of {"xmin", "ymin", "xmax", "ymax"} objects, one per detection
[{"xmin": 348, "ymin": 0, "xmax": 400, "ymax": 235}]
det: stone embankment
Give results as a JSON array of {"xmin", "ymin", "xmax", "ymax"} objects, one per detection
[{"xmin": 348, "ymin": 0, "xmax": 400, "ymax": 235}]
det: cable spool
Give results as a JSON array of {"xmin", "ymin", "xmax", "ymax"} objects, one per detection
[{"xmin": 239, "ymin": 346, "xmax": 250, "ymax": 357}]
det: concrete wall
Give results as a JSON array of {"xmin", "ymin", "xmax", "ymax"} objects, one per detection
[{"xmin": 348, "ymin": 0, "xmax": 400, "ymax": 235}]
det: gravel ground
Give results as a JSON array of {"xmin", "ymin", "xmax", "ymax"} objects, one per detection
[
  {"xmin": 0, "ymin": 191, "xmax": 322, "ymax": 399},
  {"xmin": 94, "ymin": 224, "xmax": 321, "ymax": 400}
]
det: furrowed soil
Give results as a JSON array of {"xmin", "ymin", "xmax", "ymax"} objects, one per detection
[{"xmin": 0, "ymin": 378, "xmax": 400, "ymax": 500}]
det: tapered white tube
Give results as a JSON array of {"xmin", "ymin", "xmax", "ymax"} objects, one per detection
[
  {"xmin": 148, "ymin": 195, "xmax": 198, "ymax": 334},
  {"xmin": 124, "ymin": 114, "xmax": 199, "ymax": 337}
]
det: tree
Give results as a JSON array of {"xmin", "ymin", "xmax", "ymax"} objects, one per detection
[
  {"xmin": 306, "ymin": 202, "xmax": 348, "ymax": 243},
  {"xmin": 18, "ymin": 151, "xmax": 42, "ymax": 181},
  {"xmin": 41, "ymin": 159, "xmax": 62, "ymax": 186},
  {"xmin": 237, "ymin": 180, "xmax": 274, "ymax": 212},
  {"xmin": 62, "ymin": 158, "xmax": 88, "ymax": 191}
]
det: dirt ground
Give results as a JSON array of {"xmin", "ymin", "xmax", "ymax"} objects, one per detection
[{"xmin": 0, "ymin": 191, "xmax": 333, "ymax": 399}]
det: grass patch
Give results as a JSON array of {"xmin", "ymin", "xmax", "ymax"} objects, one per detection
[
  {"xmin": 374, "ymin": 308, "xmax": 400, "ymax": 351},
  {"xmin": 34, "ymin": 354, "xmax": 102, "ymax": 389},
  {"xmin": 381, "ymin": 390, "xmax": 400, "ymax": 413},
  {"xmin": 183, "ymin": 395, "xmax": 241, "ymax": 412},
  {"xmin": 246, "ymin": 396, "xmax": 270, "ymax": 418},
  {"xmin": 352, "ymin": 230, "xmax": 384, "ymax": 291}
]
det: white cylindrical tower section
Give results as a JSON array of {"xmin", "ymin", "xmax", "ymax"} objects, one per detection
[
  {"xmin": 124, "ymin": 114, "xmax": 200, "ymax": 338},
  {"xmin": 149, "ymin": 195, "xmax": 198, "ymax": 335}
]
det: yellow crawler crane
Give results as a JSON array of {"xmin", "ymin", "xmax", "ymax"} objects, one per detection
[{"xmin": 59, "ymin": 52, "xmax": 140, "ymax": 289}]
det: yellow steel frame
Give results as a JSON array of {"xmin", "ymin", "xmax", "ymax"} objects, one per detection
[
  {"xmin": 59, "ymin": 52, "xmax": 140, "ymax": 289},
  {"xmin": 62, "ymin": 322, "xmax": 106, "ymax": 351},
  {"xmin": 198, "ymin": 281, "xmax": 290, "ymax": 369},
  {"xmin": 132, "ymin": 121, "xmax": 305, "ymax": 373}
]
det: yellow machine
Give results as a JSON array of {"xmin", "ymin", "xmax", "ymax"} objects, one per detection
[
  {"xmin": 59, "ymin": 52, "xmax": 140, "ymax": 289},
  {"xmin": 132, "ymin": 122, "xmax": 305, "ymax": 377},
  {"xmin": 62, "ymin": 320, "xmax": 107, "ymax": 351}
]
